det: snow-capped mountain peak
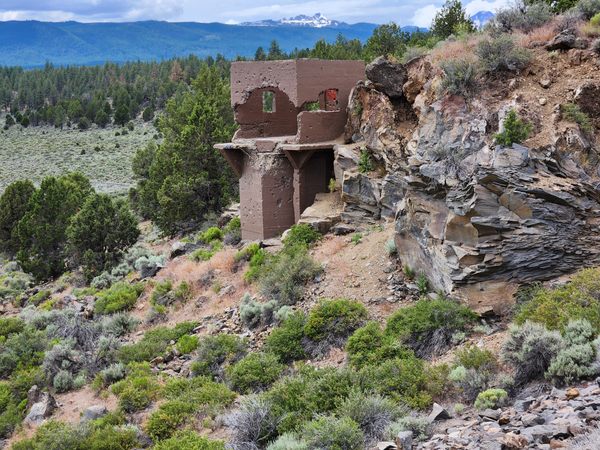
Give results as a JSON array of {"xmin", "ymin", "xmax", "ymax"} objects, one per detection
[
  {"xmin": 241, "ymin": 13, "xmax": 345, "ymax": 28},
  {"xmin": 470, "ymin": 11, "xmax": 495, "ymax": 29}
]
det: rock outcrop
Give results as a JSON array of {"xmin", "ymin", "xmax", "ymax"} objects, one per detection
[{"xmin": 336, "ymin": 53, "xmax": 600, "ymax": 306}]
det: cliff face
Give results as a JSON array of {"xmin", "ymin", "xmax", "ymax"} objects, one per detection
[{"xmin": 338, "ymin": 51, "xmax": 600, "ymax": 310}]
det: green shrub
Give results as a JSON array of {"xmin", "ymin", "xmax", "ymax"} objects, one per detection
[
  {"xmin": 477, "ymin": 35, "xmax": 531, "ymax": 74},
  {"xmin": 440, "ymin": 59, "xmax": 479, "ymax": 96},
  {"xmin": 359, "ymin": 357, "xmax": 432, "ymax": 409},
  {"xmin": 385, "ymin": 299, "xmax": 476, "ymax": 358},
  {"xmin": 151, "ymin": 279, "xmax": 173, "ymax": 306},
  {"xmin": 474, "ymin": 388, "xmax": 508, "ymax": 409},
  {"xmin": 53, "ymin": 369, "xmax": 75, "ymax": 393},
  {"xmin": 173, "ymin": 281, "xmax": 192, "ymax": 302},
  {"xmin": 578, "ymin": 0, "xmax": 600, "ymax": 19},
  {"xmin": 118, "ymin": 321, "xmax": 197, "ymax": 363},
  {"xmin": 146, "ymin": 400, "xmax": 196, "ymax": 441},
  {"xmin": 386, "ymin": 415, "xmax": 430, "ymax": 441},
  {"xmin": 515, "ymin": 268, "xmax": 600, "ymax": 331},
  {"xmin": 346, "ymin": 322, "xmax": 413, "ymax": 369},
  {"xmin": 546, "ymin": 319, "xmax": 598, "ymax": 386},
  {"xmin": 265, "ymin": 312, "xmax": 307, "ymax": 363},
  {"xmin": 0, "ymin": 317, "xmax": 24, "ymax": 338},
  {"xmin": 304, "ymin": 298, "xmax": 368, "ymax": 342},
  {"xmin": 226, "ymin": 396, "xmax": 279, "ymax": 450},
  {"xmin": 266, "ymin": 433, "xmax": 308, "ymax": 450},
  {"xmin": 176, "ymin": 334, "xmax": 199, "ymax": 354},
  {"xmin": 265, "ymin": 367, "xmax": 360, "ymax": 434},
  {"xmin": 302, "ymin": 416, "xmax": 365, "ymax": 450},
  {"xmin": 244, "ymin": 247, "xmax": 268, "ymax": 283},
  {"xmin": 200, "ymin": 227, "xmax": 223, "ymax": 243},
  {"xmin": 111, "ymin": 363, "xmax": 160, "ymax": 412},
  {"xmin": 191, "ymin": 334, "xmax": 247, "ymax": 379},
  {"xmin": 337, "ymin": 390, "xmax": 403, "ymax": 444},
  {"xmin": 502, "ymin": 321, "xmax": 563, "ymax": 385},
  {"xmin": 283, "ymin": 224, "xmax": 321, "ymax": 249},
  {"xmin": 94, "ymin": 282, "xmax": 144, "ymax": 315},
  {"xmin": 153, "ymin": 431, "xmax": 225, "ymax": 450},
  {"xmin": 235, "ymin": 242, "xmax": 262, "ymax": 263},
  {"xmin": 191, "ymin": 240, "xmax": 223, "ymax": 262},
  {"xmin": 358, "ymin": 149, "xmax": 374, "ymax": 174},
  {"xmin": 561, "ymin": 103, "xmax": 594, "ymax": 134},
  {"xmin": 492, "ymin": 2, "xmax": 553, "ymax": 32},
  {"xmin": 454, "ymin": 345, "xmax": 496, "ymax": 371},
  {"xmin": 28, "ymin": 289, "xmax": 51, "ymax": 306},
  {"xmin": 494, "ymin": 109, "xmax": 532, "ymax": 147},
  {"xmin": 226, "ymin": 353, "xmax": 285, "ymax": 394},
  {"xmin": 239, "ymin": 294, "xmax": 277, "ymax": 329},
  {"xmin": 259, "ymin": 246, "xmax": 321, "ymax": 306}
]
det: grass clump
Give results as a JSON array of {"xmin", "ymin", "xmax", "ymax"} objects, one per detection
[
  {"xmin": 226, "ymin": 352, "xmax": 285, "ymax": 394},
  {"xmin": 494, "ymin": 109, "xmax": 532, "ymax": 147},
  {"xmin": 283, "ymin": 224, "xmax": 321, "ymax": 250},
  {"xmin": 199, "ymin": 226, "xmax": 223, "ymax": 244},
  {"xmin": 110, "ymin": 363, "xmax": 161, "ymax": 412},
  {"xmin": 117, "ymin": 321, "xmax": 197, "ymax": 363},
  {"xmin": 258, "ymin": 246, "xmax": 321, "ymax": 306},
  {"xmin": 385, "ymin": 299, "xmax": 477, "ymax": 358},
  {"xmin": 474, "ymin": 388, "xmax": 508, "ymax": 409},
  {"xmin": 153, "ymin": 431, "xmax": 225, "ymax": 450},
  {"xmin": 561, "ymin": 103, "xmax": 594, "ymax": 133},
  {"xmin": 94, "ymin": 282, "xmax": 144, "ymax": 315},
  {"xmin": 515, "ymin": 268, "xmax": 600, "ymax": 331},
  {"xmin": 191, "ymin": 240, "xmax": 223, "ymax": 262},
  {"xmin": 302, "ymin": 415, "xmax": 364, "ymax": 450},
  {"xmin": 191, "ymin": 334, "xmax": 247, "ymax": 380}
]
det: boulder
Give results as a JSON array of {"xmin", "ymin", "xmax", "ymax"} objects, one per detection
[
  {"xmin": 395, "ymin": 431, "xmax": 413, "ymax": 450},
  {"xmin": 546, "ymin": 29, "xmax": 578, "ymax": 51},
  {"xmin": 24, "ymin": 392, "xmax": 56, "ymax": 425},
  {"xmin": 575, "ymin": 81, "xmax": 600, "ymax": 119},
  {"xmin": 82, "ymin": 405, "xmax": 108, "ymax": 422},
  {"xmin": 427, "ymin": 403, "xmax": 450, "ymax": 422},
  {"xmin": 365, "ymin": 56, "xmax": 407, "ymax": 98}
]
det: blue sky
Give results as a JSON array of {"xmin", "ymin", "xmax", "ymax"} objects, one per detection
[{"xmin": 0, "ymin": 0, "xmax": 510, "ymax": 27}]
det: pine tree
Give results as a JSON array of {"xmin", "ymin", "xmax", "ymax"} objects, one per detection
[
  {"xmin": 431, "ymin": 0, "xmax": 476, "ymax": 39},
  {"xmin": 0, "ymin": 180, "xmax": 35, "ymax": 254}
]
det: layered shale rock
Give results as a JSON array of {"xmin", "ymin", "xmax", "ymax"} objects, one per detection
[{"xmin": 337, "ymin": 56, "xmax": 600, "ymax": 306}]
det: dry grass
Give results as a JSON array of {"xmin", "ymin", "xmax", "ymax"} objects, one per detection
[
  {"xmin": 429, "ymin": 35, "xmax": 484, "ymax": 65},
  {"xmin": 209, "ymin": 249, "xmax": 237, "ymax": 273},
  {"xmin": 517, "ymin": 22, "xmax": 560, "ymax": 48},
  {"xmin": 579, "ymin": 22, "xmax": 600, "ymax": 38}
]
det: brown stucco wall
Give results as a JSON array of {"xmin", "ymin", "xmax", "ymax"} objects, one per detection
[
  {"xmin": 234, "ymin": 87, "xmax": 298, "ymax": 139},
  {"xmin": 238, "ymin": 152, "xmax": 296, "ymax": 240},
  {"xmin": 296, "ymin": 111, "xmax": 348, "ymax": 143},
  {"xmin": 293, "ymin": 150, "xmax": 334, "ymax": 220},
  {"xmin": 231, "ymin": 60, "xmax": 299, "ymax": 107}
]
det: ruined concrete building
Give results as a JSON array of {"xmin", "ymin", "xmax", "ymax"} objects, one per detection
[{"xmin": 216, "ymin": 59, "xmax": 365, "ymax": 240}]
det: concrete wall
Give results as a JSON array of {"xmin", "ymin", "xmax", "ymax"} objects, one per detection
[
  {"xmin": 296, "ymin": 111, "xmax": 348, "ymax": 143},
  {"xmin": 234, "ymin": 87, "xmax": 298, "ymax": 139},
  {"xmin": 231, "ymin": 60, "xmax": 299, "ymax": 106},
  {"xmin": 293, "ymin": 150, "xmax": 334, "ymax": 220},
  {"xmin": 239, "ymin": 152, "xmax": 295, "ymax": 240}
]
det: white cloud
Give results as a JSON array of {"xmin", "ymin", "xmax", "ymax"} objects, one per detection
[
  {"xmin": 411, "ymin": 4, "xmax": 439, "ymax": 28},
  {"xmin": 464, "ymin": 0, "xmax": 510, "ymax": 15}
]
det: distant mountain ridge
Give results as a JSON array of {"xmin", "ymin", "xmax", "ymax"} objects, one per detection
[
  {"xmin": 0, "ymin": 19, "xmax": 380, "ymax": 68},
  {"xmin": 471, "ymin": 11, "xmax": 495, "ymax": 28},
  {"xmin": 241, "ymin": 13, "xmax": 344, "ymax": 28}
]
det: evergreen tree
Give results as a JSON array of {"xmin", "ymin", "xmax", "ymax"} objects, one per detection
[
  {"xmin": 431, "ymin": 0, "xmax": 476, "ymax": 39},
  {"xmin": 67, "ymin": 193, "xmax": 140, "ymax": 279},
  {"xmin": 255, "ymin": 47, "xmax": 267, "ymax": 61},
  {"xmin": 16, "ymin": 173, "xmax": 93, "ymax": 280},
  {"xmin": 0, "ymin": 180, "xmax": 35, "ymax": 255},
  {"xmin": 114, "ymin": 104, "xmax": 130, "ymax": 126},
  {"xmin": 131, "ymin": 65, "xmax": 236, "ymax": 235},
  {"xmin": 267, "ymin": 40, "xmax": 286, "ymax": 60},
  {"xmin": 365, "ymin": 23, "xmax": 409, "ymax": 59}
]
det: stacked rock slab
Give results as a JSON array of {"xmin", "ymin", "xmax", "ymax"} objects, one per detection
[{"xmin": 337, "ymin": 56, "xmax": 600, "ymax": 307}]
